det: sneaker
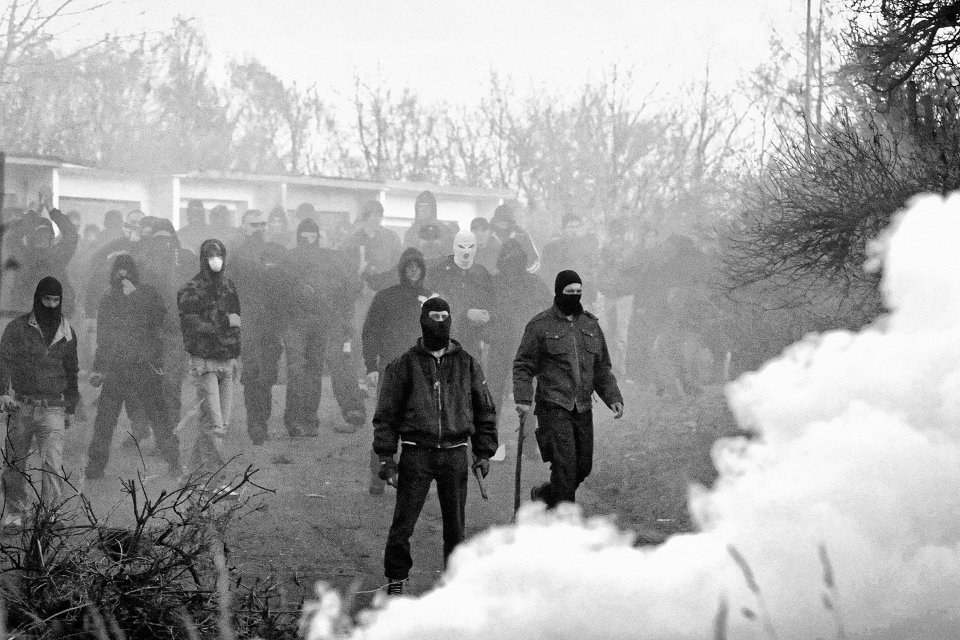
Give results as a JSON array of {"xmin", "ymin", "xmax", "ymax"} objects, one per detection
[
  {"xmin": 1, "ymin": 514, "xmax": 22, "ymax": 532},
  {"xmin": 386, "ymin": 579, "xmax": 404, "ymax": 597}
]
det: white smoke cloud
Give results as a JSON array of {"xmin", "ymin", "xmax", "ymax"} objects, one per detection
[{"xmin": 303, "ymin": 193, "xmax": 960, "ymax": 639}]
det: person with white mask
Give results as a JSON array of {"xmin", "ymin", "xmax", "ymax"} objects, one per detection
[
  {"xmin": 426, "ymin": 230, "xmax": 493, "ymax": 359},
  {"xmin": 177, "ymin": 239, "xmax": 242, "ymax": 493}
]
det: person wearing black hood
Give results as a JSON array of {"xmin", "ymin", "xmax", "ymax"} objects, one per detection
[
  {"xmin": 361, "ymin": 247, "xmax": 434, "ymax": 494},
  {"xmin": 402, "ymin": 190, "xmax": 454, "ymax": 251},
  {"xmin": 177, "ymin": 239, "xmax": 242, "ymax": 482},
  {"xmin": 487, "ymin": 239, "xmax": 551, "ymax": 413},
  {"xmin": 373, "ymin": 296, "xmax": 498, "ymax": 596},
  {"xmin": 0, "ymin": 277, "xmax": 79, "ymax": 529},
  {"xmin": 513, "ymin": 269, "xmax": 624, "ymax": 508},
  {"xmin": 231, "ymin": 210, "xmax": 288, "ymax": 444},
  {"xmin": 279, "ymin": 219, "xmax": 365, "ymax": 436},
  {"xmin": 488, "ymin": 203, "xmax": 541, "ymax": 274},
  {"xmin": 85, "ymin": 255, "xmax": 180, "ymax": 479}
]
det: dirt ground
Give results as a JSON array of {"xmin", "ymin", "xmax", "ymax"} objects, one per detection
[{"xmin": 59, "ymin": 376, "xmax": 643, "ymax": 614}]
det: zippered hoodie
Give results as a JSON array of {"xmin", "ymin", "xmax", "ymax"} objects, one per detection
[
  {"xmin": 373, "ymin": 338, "xmax": 498, "ymax": 459},
  {"xmin": 177, "ymin": 239, "xmax": 241, "ymax": 360}
]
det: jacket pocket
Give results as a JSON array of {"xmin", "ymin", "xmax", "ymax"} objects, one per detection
[
  {"xmin": 580, "ymin": 328, "xmax": 601, "ymax": 354},
  {"xmin": 545, "ymin": 331, "xmax": 566, "ymax": 355}
]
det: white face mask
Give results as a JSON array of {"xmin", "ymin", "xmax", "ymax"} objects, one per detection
[
  {"xmin": 208, "ymin": 256, "xmax": 224, "ymax": 273},
  {"xmin": 453, "ymin": 230, "xmax": 477, "ymax": 270}
]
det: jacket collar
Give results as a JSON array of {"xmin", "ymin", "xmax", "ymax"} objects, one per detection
[
  {"xmin": 28, "ymin": 313, "xmax": 73, "ymax": 345},
  {"xmin": 413, "ymin": 338, "xmax": 462, "ymax": 357}
]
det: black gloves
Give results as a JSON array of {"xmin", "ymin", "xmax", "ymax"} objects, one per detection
[
  {"xmin": 378, "ymin": 456, "xmax": 399, "ymax": 485},
  {"xmin": 472, "ymin": 457, "xmax": 490, "ymax": 478}
]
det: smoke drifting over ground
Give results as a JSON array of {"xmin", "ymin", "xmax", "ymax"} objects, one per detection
[{"xmin": 304, "ymin": 193, "xmax": 960, "ymax": 639}]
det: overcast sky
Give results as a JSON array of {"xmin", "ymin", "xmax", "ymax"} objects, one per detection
[{"xmin": 60, "ymin": 0, "xmax": 811, "ymax": 103}]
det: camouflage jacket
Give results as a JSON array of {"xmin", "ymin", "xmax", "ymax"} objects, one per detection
[{"xmin": 177, "ymin": 270, "xmax": 241, "ymax": 361}]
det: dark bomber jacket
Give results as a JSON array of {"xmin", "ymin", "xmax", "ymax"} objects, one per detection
[
  {"xmin": 513, "ymin": 304, "xmax": 623, "ymax": 413},
  {"xmin": 177, "ymin": 268, "xmax": 241, "ymax": 361},
  {"xmin": 373, "ymin": 339, "xmax": 498, "ymax": 460},
  {"xmin": 0, "ymin": 313, "xmax": 79, "ymax": 411}
]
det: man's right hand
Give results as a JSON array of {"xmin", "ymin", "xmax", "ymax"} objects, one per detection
[
  {"xmin": 0, "ymin": 395, "xmax": 19, "ymax": 414},
  {"xmin": 378, "ymin": 455, "xmax": 399, "ymax": 487},
  {"xmin": 89, "ymin": 372, "xmax": 104, "ymax": 388},
  {"xmin": 366, "ymin": 371, "xmax": 379, "ymax": 388},
  {"xmin": 515, "ymin": 404, "xmax": 531, "ymax": 419}
]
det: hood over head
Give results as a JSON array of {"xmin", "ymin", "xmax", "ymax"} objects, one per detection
[
  {"xmin": 296, "ymin": 218, "xmax": 321, "ymax": 247},
  {"xmin": 497, "ymin": 238, "xmax": 528, "ymax": 275},
  {"xmin": 33, "ymin": 276, "xmax": 63, "ymax": 341},
  {"xmin": 420, "ymin": 296, "xmax": 452, "ymax": 351},
  {"xmin": 490, "ymin": 204, "xmax": 516, "ymax": 232},
  {"xmin": 110, "ymin": 253, "xmax": 140, "ymax": 286},
  {"xmin": 199, "ymin": 239, "xmax": 227, "ymax": 275},
  {"xmin": 398, "ymin": 247, "xmax": 427, "ymax": 286},
  {"xmin": 414, "ymin": 191, "xmax": 438, "ymax": 222}
]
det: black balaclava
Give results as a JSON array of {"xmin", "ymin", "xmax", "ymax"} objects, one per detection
[
  {"xmin": 398, "ymin": 247, "xmax": 427, "ymax": 287},
  {"xmin": 110, "ymin": 253, "xmax": 140, "ymax": 290},
  {"xmin": 497, "ymin": 238, "xmax": 528, "ymax": 276},
  {"xmin": 200, "ymin": 239, "xmax": 227, "ymax": 279},
  {"xmin": 296, "ymin": 218, "xmax": 321, "ymax": 247},
  {"xmin": 554, "ymin": 269, "xmax": 583, "ymax": 317},
  {"xmin": 420, "ymin": 296, "xmax": 452, "ymax": 352},
  {"xmin": 33, "ymin": 276, "xmax": 63, "ymax": 343},
  {"xmin": 414, "ymin": 191, "xmax": 438, "ymax": 222}
]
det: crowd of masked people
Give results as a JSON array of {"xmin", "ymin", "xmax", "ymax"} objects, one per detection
[{"xmin": 0, "ymin": 190, "xmax": 711, "ymax": 591}]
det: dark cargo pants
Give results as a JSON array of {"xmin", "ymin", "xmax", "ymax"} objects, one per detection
[
  {"xmin": 384, "ymin": 445, "xmax": 468, "ymax": 581},
  {"xmin": 533, "ymin": 403, "xmax": 593, "ymax": 507},
  {"xmin": 242, "ymin": 326, "xmax": 283, "ymax": 443}
]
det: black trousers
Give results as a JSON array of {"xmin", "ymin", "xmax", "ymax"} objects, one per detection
[
  {"xmin": 384, "ymin": 445, "xmax": 468, "ymax": 580},
  {"xmin": 242, "ymin": 327, "xmax": 283, "ymax": 442},
  {"xmin": 87, "ymin": 362, "xmax": 180, "ymax": 473},
  {"xmin": 534, "ymin": 403, "xmax": 593, "ymax": 507}
]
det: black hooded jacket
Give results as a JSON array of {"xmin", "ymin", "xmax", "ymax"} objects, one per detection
[
  {"xmin": 489, "ymin": 239, "xmax": 552, "ymax": 342},
  {"xmin": 361, "ymin": 248, "xmax": 433, "ymax": 373},
  {"xmin": 93, "ymin": 254, "xmax": 166, "ymax": 369},
  {"xmin": 176, "ymin": 239, "xmax": 241, "ymax": 360}
]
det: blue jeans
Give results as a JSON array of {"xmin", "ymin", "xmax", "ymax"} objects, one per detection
[
  {"xmin": 2, "ymin": 403, "xmax": 66, "ymax": 515},
  {"xmin": 188, "ymin": 356, "xmax": 238, "ymax": 476}
]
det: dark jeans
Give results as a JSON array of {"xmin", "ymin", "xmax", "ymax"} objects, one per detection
[
  {"xmin": 87, "ymin": 363, "xmax": 180, "ymax": 473},
  {"xmin": 325, "ymin": 333, "xmax": 366, "ymax": 427},
  {"xmin": 284, "ymin": 321, "xmax": 326, "ymax": 435},
  {"xmin": 384, "ymin": 445, "xmax": 468, "ymax": 580},
  {"xmin": 242, "ymin": 327, "xmax": 283, "ymax": 442},
  {"xmin": 533, "ymin": 403, "xmax": 593, "ymax": 507}
]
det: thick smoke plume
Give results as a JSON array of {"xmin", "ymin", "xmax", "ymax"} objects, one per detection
[{"xmin": 304, "ymin": 193, "xmax": 960, "ymax": 639}]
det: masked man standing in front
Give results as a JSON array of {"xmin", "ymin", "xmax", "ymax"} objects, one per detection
[
  {"xmin": 0, "ymin": 277, "xmax": 80, "ymax": 530},
  {"xmin": 373, "ymin": 297, "xmax": 497, "ymax": 596},
  {"xmin": 513, "ymin": 270, "xmax": 624, "ymax": 508}
]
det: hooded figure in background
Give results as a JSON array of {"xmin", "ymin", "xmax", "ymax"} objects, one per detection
[
  {"xmin": 343, "ymin": 200, "xmax": 402, "ymax": 292},
  {"xmin": 0, "ymin": 276, "xmax": 79, "ymax": 529},
  {"xmin": 86, "ymin": 254, "xmax": 181, "ymax": 480},
  {"xmin": 489, "ymin": 203, "xmax": 540, "ymax": 274},
  {"xmin": 178, "ymin": 200, "xmax": 210, "ymax": 256},
  {"xmin": 279, "ymin": 219, "xmax": 366, "ymax": 436},
  {"xmin": 426, "ymin": 230, "xmax": 493, "ymax": 358},
  {"xmin": 177, "ymin": 238, "xmax": 242, "ymax": 482},
  {"xmin": 10, "ymin": 208, "xmax": 79, "ymax": 317},
  {"xmin": 361, "ymin": 247, "xmax": 435, "ymax": 494},
  {"xmin": 231, "ymin": 210, "xmax": 289, "ymax": 444},
  {"xmin": 402, "ymin": 191, "xmax": 454, "ymax": 251},
  {"xmin": 487, "ymin": 239, "xmax": 552, "ymax": 414}
]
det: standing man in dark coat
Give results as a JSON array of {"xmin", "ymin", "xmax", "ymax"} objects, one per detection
[
  {"xmin": 361, "ymin": 247, "xmax": 433, "ymax": 494},
  {"xmin": 373, "ymin": 297, "xmax": 498, "ymax": 596},
  {"xmin": 426, "ymin": 230, "xmax": 493, "ymax": 359},
  {"xmin": 280, "ymin": 219, "xmax": 365, "ymax": 436},
  {"xmin": 177, "ymin": 239, "xmax": 242, "ymax": 481},
  {"xmin": 513, "ymin": 269, "xmax": 624, "ymax": 508},
  {"xmin": 0, "ymin": 277, "xmax": 79, "ymax": 529},
  {"xmin": 85, "ymin": 255, "xmax": 181, "ymax": 479},
  {"xmin": 230, "ymin": 210, "xmax": 287, "ymax": 444},
  {"xmin": 11, "ymin": 208, "xmax": 79, "ymax": 317}
]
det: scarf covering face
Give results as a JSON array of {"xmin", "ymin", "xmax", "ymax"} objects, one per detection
[
  {"xmin": 110, "ymin": 253, "xmax": 140, "ymax": 290},
  {"xmin": 554, "ymin": 269, "xmax": 583, "ymax": 316},
  {"xmin": 33, "ymin": 276, "xmax": 63, "ymax": 343},
  {"xmin": 420, "ymin": 296, "xmax": 452, "ymax": 351}
]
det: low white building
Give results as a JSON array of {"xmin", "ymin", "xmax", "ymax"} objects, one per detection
[{"xmin": 1, "ymin": 155, "xmax": 513, "ymax": 233}]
